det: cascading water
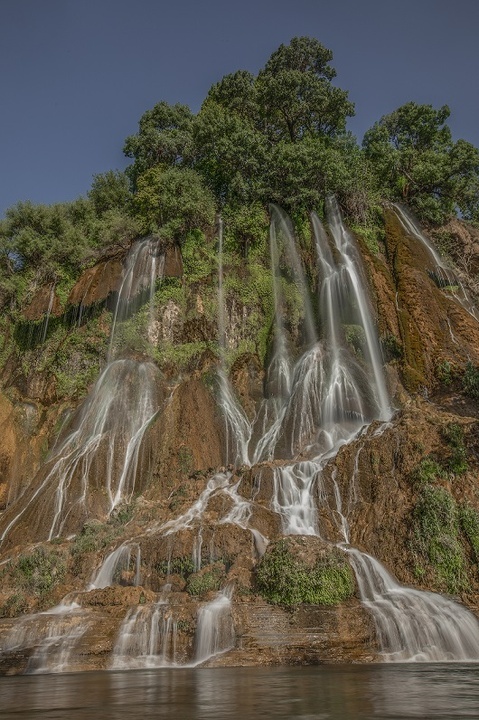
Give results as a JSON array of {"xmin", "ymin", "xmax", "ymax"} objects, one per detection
[
  {"xmin": 392, "ymin": 202, "xmax": 479, "ymax": 320},
  {"xmin": 324, "ymin": 197, "xmax": 391, "ymax": 421},
  {"xmin": 347, "ymin": 549, "xmax": 479, "ymax": 662},
  {"xmin": 0, "ymin": 238, "xmax": 164, "ymax": 547},
  {"xmin": 192, "ymin": 587, "xmax": 235, "ymax": 665},
  {"xmin": 3, "ymin": 197, "xmax": 479, "ymax": 673}
]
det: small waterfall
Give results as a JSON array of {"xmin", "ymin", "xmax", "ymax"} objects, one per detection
[
  {"xmin": 109, "ymin": 236, "xmax": 165, "ymax": 358},
  {"xmin": 392, "ymin": 203, "xmax": 479, "ymax": 320},
  {"xmin": 158, "ymin": 472, "xmax": 232, "ymax": 536},
  {"xmin": 1, "ymin": 601, "xmax": 90, "ymax": 674},
  {"xmin": 272, "ymin": 462, "xmax": 320, "ymax": 535},
  {"xmin": 348, "ymin": 549, "xmax": 479, "ymax": 662},
  {"xmin": 331, "ymin": 450, "xmax": 479, "ymax": 662},
  {"xmin": 90, "ymin": 543, "xmax": 141, "ymax": 589},
  {"xmin": 192, "ymin": 587, "xmax": 235, "ymax": 665},
  {"xmin": 110, "ymin": 599, "xmax": 178, "ymax": 669},
  {"xmin": 216, "ymin": 216, "xmax": 253, "ymax": 466},
  {"xmin": 270, "ymin": 205, "xmax": 317, "ymax": 347}
]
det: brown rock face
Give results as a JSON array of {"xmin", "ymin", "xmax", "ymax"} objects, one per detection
[
  {"xmin": 67, "ymin": 258, "xmax": 123, "ymax": 308},
  {"xmin": 23, "ymin": 285, "xmax": 62, "ymax": 321}
]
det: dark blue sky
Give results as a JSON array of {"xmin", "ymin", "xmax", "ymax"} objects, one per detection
[{"xmin": 1, "ymin": 0, "xmax": 478, "ymax": 216}]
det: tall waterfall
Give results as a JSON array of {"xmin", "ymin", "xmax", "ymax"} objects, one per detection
[{"xmin": 0, "ymin": 237, "xmax": 163, "ymax": 546}]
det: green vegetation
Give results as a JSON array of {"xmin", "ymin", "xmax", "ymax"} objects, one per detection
[
  {"xmin": 364, "ymin": 102, "xmax": 479, "ymax": 224},
  {"xmin": 412, "ymin": 485, "xmax": 468, "ymax": 593},
  {"xmin": 462, "ymin": 361, "xmax": 479, "ymax": 400},
  {"xmin": 186, "ymin": 564, "xmax": 225, "ymax": 597},
  {"xmin": 156, "ymin": 556, "xmax": 195, "ymax": 578},
  {"xmin": 459, "ymin": 503, "xmax": 479, "ymax": 563},
  {"xmin": 256, "ymin": 539, "xmax": 355, "ymax": 606},
  {"xmin": 412, "ymin": 457, "xmax": 445, "ymax": 487},
  {"xmin": 442, "ymin": 423, "xmax": 469, "ymax": 475},
  {"xmin": 12, "ymin": 546, "xmax": 66, "ymax": 597}
]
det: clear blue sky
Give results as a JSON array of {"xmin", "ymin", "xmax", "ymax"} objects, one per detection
[{"xmin": 1, "ymin": 0, "xmax": 478, "ymax": 217}]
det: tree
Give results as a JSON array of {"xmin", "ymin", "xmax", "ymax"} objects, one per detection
[
  {"xmin": 194, "ymin": 101, "xmax": 268, "ymax": 206},
  {"xmin": 88, "ymin": 170, "xmax": 132, "ymax": 215},
  {"xmin": 132, "ymin": 166, "xmax": 216, "ymax": 240},
  {"xmin": 256, "ymin": 36, "xmax": 354, "ymax": 143},
  {"xmin": 363, "ymin": 102, "xmax": 479, "ymax": 223},
  {"xmin": 123, "ymin": 102, "xmax": 195, "ymax": 186}
]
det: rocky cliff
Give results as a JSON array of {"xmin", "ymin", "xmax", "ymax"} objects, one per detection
[{"xmin": 1, "ymin": 204, "xmax": 479, "ymax": 674}]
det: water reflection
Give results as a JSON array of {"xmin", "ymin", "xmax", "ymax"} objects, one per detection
[{"xmin": 1, "ymin": 665, "xmax": 478, "ymax": 719}]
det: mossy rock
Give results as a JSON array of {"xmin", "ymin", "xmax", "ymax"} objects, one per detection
[{"xmin": 255, "ymin": 537, "xmax": 355, "ymax": 606}]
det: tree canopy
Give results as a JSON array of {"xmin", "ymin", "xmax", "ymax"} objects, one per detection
[{"xmin": 363, "ymin": 102, "xmax": 479, "ymax": 223}]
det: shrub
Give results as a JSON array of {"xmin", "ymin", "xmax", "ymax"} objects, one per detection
[
  {"xmin": 412, "ymin": 485, "xmax": 467, "ymax": 593},
  {"xmin": 256, "ymin": 540, "xmax": 354, "ymax": 606},
  {"xmin": 412, "ymin": 457, "xmax": 444, "ymax": 486},
  {"xmin": 462, "ymin": 361, "xmax": 479, "ymax": 399},
  {"xmin": 459, "ymin": 504, "xmax": 479, "ymax": 563},
  {"xmin": 14, "ymin": 547, "xmax": 66, "ymax": 597},
  {"xmin": 186, "ymin": 564, "xmax": 224, "ymax": 597}
]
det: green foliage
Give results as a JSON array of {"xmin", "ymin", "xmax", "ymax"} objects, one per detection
[
  {"xmin": 124, "ymin": 37, "xmax": 374, "ymax": 223},
  {"xmin": 459, "ymin": 503, "xmax": 479, "ymax": 563},
  {"xmin": 0, "ymin": 592, "xmax": 28, "ymax": 618},
  {"xmin": 13, "ymin": 547, "xmax": 66, "ymax": 597},
  {"xmin": 156, "ymin": 556, "xmax": 195, "ymax": 578},
  {"xmin": 412, "ymin": 484, "xmax": 467, "ymax": 593},
  {"xmin": 88, "ymin": 170, "xmax": 132, "ymax": 214},
  {"xmin": 462, "ymin": 361, "xmax": 479, "ymax": 399},
  {"xmin": 412, "ymin": 457, "xmax": 445, "ymax": 486},
  {"xmin": 363, "ymin": 102, "xmax": 479, "ymax": 224},
  {"xmin": 186, "ymin": 564, "xmax": 225, "ymax": 597},
  {"xmin": 70, "ymin": 519, "xmax": 119, "ymax": 556},
  {"xmin": 133, "ymin": 166, "xmax": 216, "ymax": 239},
  {"xmin": 123, "ymin": 101, "xmax": 195, "ymax": 185},
  {"xmin": 381, "ymin": 333, "xmax": 403, "ymax": 360},
  {"xmin": 436, "ymin": 360, "xmax": 453, "ymax": 385},
  {"xmin": 442, "ymin": 423, "xmax": 469, "ymax": 475},
  {"xmin": 256, "ymin": 540, "xmax": 355, "ymax": 606},
  {"xmin": 256, "ymin": 36, "xmax": 354, "ymax": 143}
]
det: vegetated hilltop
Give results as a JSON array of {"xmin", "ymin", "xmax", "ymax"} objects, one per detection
[{"xmin": 1, "ymin": 37, "xmax": 479, "ymax": 673}]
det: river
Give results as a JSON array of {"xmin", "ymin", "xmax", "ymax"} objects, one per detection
[{"xmin": 0, "ymin": 665, "xmax": 478, "ymax": 719}]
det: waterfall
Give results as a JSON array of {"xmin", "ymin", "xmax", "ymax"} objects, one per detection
[
  {"xmin": 90, "ymin": 543, "xmax": 141, "ymax": 590},
  {"xmin": 0, "ymin": 238, "xmax": 163, "ymax": 546},
  {"xmin": 192, "ymin": 587, "xmax": 235, "ymax": 665},
  {"xmin": 392, "ymin": 202, "xmax": 479, "ymax": 320},
  {"xmin": 110, "ymin": 600, "xmax": 178, "ymax": 669},
  {"xmin": 324, "ymin": 197, "xmax": 391, "ymax": 421},
  {"xmin": 348, "ymin": 549, "xmax": 479, "ymax": 662}
]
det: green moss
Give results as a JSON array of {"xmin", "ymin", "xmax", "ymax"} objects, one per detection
[
  {"xmin": 412, "ymin": 457, "xmax": 445, "ymax": 486},
  {"xmin": 182, "ymin": 229, "xmax": 217, "ymax": 283},
  {"xmin": 13, "ymin": 547, "xmax": 66, "ymax": 597},
  {"xmin": 156, "ymin": 556, "xmax": 195, "ymax": 578},
  {"xmin": 459, "ymin": 504, "xmax": 479, "ymax": 563},
  {"xmin": 256, "ymin": 540, "xmax": 355, "ymax": 606},
  {"xmin": 157, "ymin": 341, "xmax": 213, "ymax": 370},
  {"xmin": 70, "ymin": 519, "xmax": 119, "ymax": 556},
  {"xmin": 186, "ymin": 563, "xmax": 225, "ymax": 597},
  {"xmin": 412, "ymin": 484, "xmax": 468, "ymax": 593},
  {"xmin": 462, "ymin": 361, "xmax": 479, "ymax": 400}
]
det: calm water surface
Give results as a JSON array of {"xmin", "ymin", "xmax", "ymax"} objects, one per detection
[{"xmin": 0, "ymin": 665, "xmax": 478, "ymax": 719}]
